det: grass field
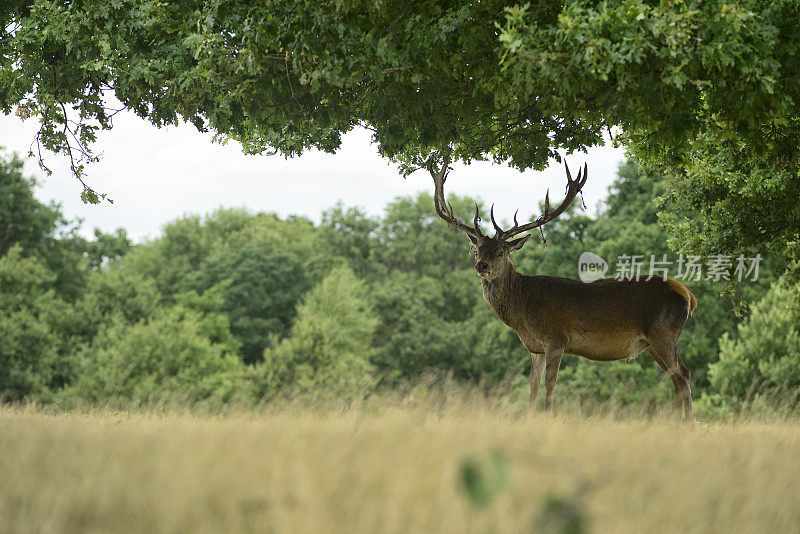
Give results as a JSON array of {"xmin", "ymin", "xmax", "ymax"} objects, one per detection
[{"xmin": 2, "ymin": 402, "xmax": 800, "ymax": 533}]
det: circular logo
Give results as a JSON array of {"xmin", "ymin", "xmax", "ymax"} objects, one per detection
[{"xmin": 578, "ymin": 251, "xmax": 608, "ymax": 282}]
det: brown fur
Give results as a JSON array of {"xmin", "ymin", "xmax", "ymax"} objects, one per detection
[{"xmin": 666, "ymin": 278, "xmax": 698, "ymax": 316}]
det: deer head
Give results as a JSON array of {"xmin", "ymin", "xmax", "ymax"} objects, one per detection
[{"xmin": 429, "ymin": 156, "xmax": 587, "ymax": 281}]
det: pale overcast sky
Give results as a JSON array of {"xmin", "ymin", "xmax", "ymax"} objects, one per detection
[{"xmin": 1, "ymin": 109, "xmax": 625, "ymax": 242}]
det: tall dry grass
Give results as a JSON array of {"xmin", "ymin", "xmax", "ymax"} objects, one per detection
[{"xmin": 2, "ymin": 393, "xmax": 800, "ymax": 534}]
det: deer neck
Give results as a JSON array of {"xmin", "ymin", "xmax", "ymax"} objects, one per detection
[{"xmin": 481, "ymin": 266, "xmax": 520, "ymax": 325}]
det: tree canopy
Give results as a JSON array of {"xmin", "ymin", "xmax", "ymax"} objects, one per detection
[{"xmin": 2, "ymin": 0, "xmax": 799, "ymax": 270}]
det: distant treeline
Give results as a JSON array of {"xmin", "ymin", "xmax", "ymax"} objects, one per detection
[{"xmin": 2, "ymin": 153, "xmax": 798, "ymax": 417}]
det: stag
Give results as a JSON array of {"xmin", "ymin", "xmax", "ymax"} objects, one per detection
[{"xmin": 429, "ymin": 157, "xmax": 697, "ymax": 420}]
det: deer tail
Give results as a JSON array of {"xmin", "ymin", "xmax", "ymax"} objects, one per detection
[{"xmin": 666, "ymin": 278, "xmax": 697, "ymax": 317}]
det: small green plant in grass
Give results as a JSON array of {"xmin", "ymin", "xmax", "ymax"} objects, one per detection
[
  {"xmin": 535, "ymin": 493, "xmax": 589, "ymax": 534},
  {"xmin": 458, "ymin": 449, "xmax": 510, "ymax": 509}
]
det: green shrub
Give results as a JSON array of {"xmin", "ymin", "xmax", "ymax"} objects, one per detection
[
  {"xmin": 0, "ymin": 247, "xmax": 65, "ymax": 401},
  {"xmin": 554, "ymin": 357, "xmax": 673, "ymax": 412},
  {"xmin": 701, "ymin": 279, "xmax": 800, "ymax": 414},
  {"xmin": 67, "ymin": 293, "xmax": 249, "ymax": 406},
  {"xmin": 185, "ymin": 244, "xmax": 309, "ymax": 364},
  {"xmin": 259, "ymin": 266, "xmax": 377, "ymax": 399}
]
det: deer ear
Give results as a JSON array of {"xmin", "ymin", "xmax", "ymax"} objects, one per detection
[
  {"xmin": 506, "ymin": 235, "xmax": 530, "ymax": 251},
  {"xmin": 467, "ymin": 234, "xmax": 479, "ymax": 245}
]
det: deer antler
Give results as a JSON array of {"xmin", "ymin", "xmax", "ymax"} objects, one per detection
[
  {"xmin": 429, "ymin": 155, "xmax": 484, "ymax": 238},
  {"xmin": 490, "ymin": 161, "xmax": 587, "ymax": 239}
]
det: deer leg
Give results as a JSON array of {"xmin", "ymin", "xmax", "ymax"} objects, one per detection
[
  {"xmin": 529, "ymin": 353, "xmax": 546, "ymax": 409},
  {"xmin": 676, "ymin": 355, "xmax": 693, "ymax": 421},
  {"xmin": 648, "ymin": 341, "xmax": 693, "ymax": 422},
  {"xmin": 544, "ymin": 351, "xmax": 563, "ymax": 411}
]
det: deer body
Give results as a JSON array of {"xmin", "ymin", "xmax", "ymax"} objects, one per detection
[
  {"xmin": 429, "ymin": 158, "xmax": 696, "ymax": 420},
  {"xmin": 482, "ymin": 271, "xmax": 693, "ymax": 363}
]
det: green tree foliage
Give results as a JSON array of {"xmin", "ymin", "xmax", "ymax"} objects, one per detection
[
  {"xmin": 702, "ymin": 279, "xmax": 800, "ymax": 413},
  {"xmin": 68, "ymin": 290, "xmax": 248, "ymax": 405},
  {"xmin": 318, "ymin": 204, "xmax": 380, "ymax": 279},
  {"xmin": 124, "ymin": 209, "xmax": 318, "ymax": 294},
  {"xmin": 4, "ymin": 1, "xmax": 799, "ymax": 274},
  {"xmin": 373, "ymin": 193, "xmax": 479, "ymax": 278},
  {"xmin": 0, "ymin": 246, "xmax": 64, "ymax": 400},
  {"xmin": 124, "ymin": 209, "xmax": 316, "ymax": 362},
  {"xmin": 1, "ymin": 0, "xmax": 596, "ymax": 181},
  {"xmin": 498, "ymin": 1, "xmax": 798, "ymax": 154},
  {"xmin": 369, "ymin": 272, "xmax": 474, "ymax": 382},
  {"xmin": 0, "ymin": 153, "xmax": 62, "ymax": 257},
  {"xmin": 77, "ymin": 264, "xmax": 161, "ymax": 328},
  {"xmin": 0, "ymin": 151, "xmax": 89, "ymax": 298},
  {"xmin": 499, "ymin": 1, "xmax": 800, "ymax": 273},
  {"xmin": 657, "ymin": 134, "xmax": 800, "ymax": 281},
  {"xmin": 185, "ymin": 245, "xmax": 309, "ymax": 364},
  {"xmin": 82, "ymin": 228, "xmax": 131, "ymax": 269},
  {"xmin": 0, "ymin": 155, "xmax": 134, "ymax": 398},
  {"xmin": 260, "ymin": 266, "xmax": 376, "ymax": 398}
]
